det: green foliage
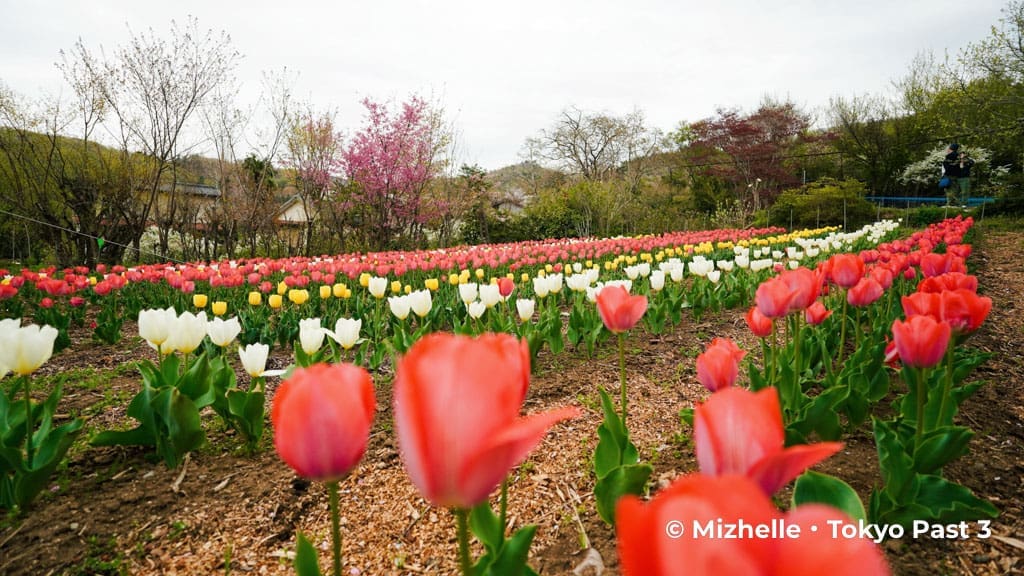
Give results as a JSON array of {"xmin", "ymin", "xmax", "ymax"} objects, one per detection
[
  {"xmin": 593, "ymin": 387, "xmax": 651, "ymax": 526},
  {"xmin": 793, "ymin": 471, "xmax": 866, "ymax": 522},
  {"xmin": 766, "ymin": 178, "xmax": 876, "ymax": 229}
]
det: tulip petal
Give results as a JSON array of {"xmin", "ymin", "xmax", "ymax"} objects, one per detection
[
  {"xmin": 778, "ymin": 505, "xmax": 891, "ymax": 576},
  {"xmin": 694, "ymin": 387, "xmax": 783, "ymax": 477},
  {"xmin": 748, "ymin": 442, "xmax": 844, "ymax": 495},
  {"xmin": 456, "ymin": 406, "xmax": 579, "ymax": 508}
]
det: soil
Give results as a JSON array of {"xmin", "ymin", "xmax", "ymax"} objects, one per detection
[{"xmin": 1, "ymin": 230, "xmax": 1021, "ymax": 576}]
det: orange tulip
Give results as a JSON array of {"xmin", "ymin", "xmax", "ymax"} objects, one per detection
[
  {"xmin": 891, "ymin": 315, "xmax": 951, "ymax": 368},
  {"xmin": 744, "ymin": 306, "xmax": 773, "ymax": 337},
  {"xmin": 616, "ymin": 474, "xmax": 890, "ymax": 576},
  {"xmin": 829, "ymin": 253, "xmax": 865, "ymax": 289},
  {"xmin": 271, "ymin": 363, "xmax": 375, "ymax": 482},
  {"xmin": 754, "ymin": 276, "xmax": 797, "ymax": 319},
  {"xmin": 695, "ymin": 338, "xmax": 746, "ymax": 392},
  {"xmin": 694, "ymin": 387, "xmax": 842, "ymax": 495},
  {"xmin": 393, "ymin": 333, "xmax": 578, "ymax": 509},
  {"xmin": 846, "ymin": 277, "xmax": 884, "ymax": 307},
  {"xmin": 596, "ymin": 285, "xmax": 648, "ymax": 334}
]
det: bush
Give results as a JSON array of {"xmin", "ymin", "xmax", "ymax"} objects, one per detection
[{"xmin": 764, "ymin": 178, "xmax": 876, "ymax": 230}]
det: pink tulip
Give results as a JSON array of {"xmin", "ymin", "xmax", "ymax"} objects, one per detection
[
  {"xmin": 394, "ymin": 333, "xmax": 579, "ymax": 509},
  {"xmin": 695, "ymin": 338, "xmax": 747, "ymax": 392},
  {"xmin": 890, "ymin": 316, "xmax": 951, "ymax": 368},
  {"xmin": 596, "ymin": 285, "xmax": 648, "ymax": 334},
  {"xmin": 694, "ymin": 387, "xmax": 842, "ymax": 495}
]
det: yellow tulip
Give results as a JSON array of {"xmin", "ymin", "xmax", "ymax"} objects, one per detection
[
  {"xmin": 448, "ymin": 274, "xmax": 460, "ymax": 285},
  {"xmin": 390, "ymin": 280, "xmax": 402, "ymax": 294},
  {"xmin": 193, "ymin": 294, "xmax": 208, "ymax": 308},
  {"xmin": 277, "ymin": 281, "xmax": 287, "ymax": 295},
  {"xmin": 490, "ymin": 277, "xmax": 499, "ymax": 285},
  {"xmin": 248, "ymin": 292, "xmax": 262, "ymax": 306},
  {"xmin": 288, "ymin": 289, "xmax": 309, "ymax": 305},
  {"xmin": 269, "ymin": 294, "xmax": 283, "ymax": 309},
  {"xmin": 333, "ymin": 283, "xmax": 346, "ymax": 298},
  {"xmin": 89, "ymin": 277, "xmax": 97, "ymax": 286},
  {"xmin": 520, "ymin": 273, "xmax": 529, "ymax": 283},
  {"xmin": 544, "ymin": 264, "xmax": 553, "ymax": 273},
  {"xmin": 212, "ymin": 301, "xmax": 228, "ymax": 316},
  {"xmin": 404, "ymin": 284, "xmax": 412, "ymax": 294},
  {"xmin": 474, "ymin": 268, "xmax": 485, "ymax": 280},
  {"xmin": 319, "ymin": 285, "xmax": 332, "ymax": 299},
  {"xmin": 359, "ymin": 272, "xmax": 371, "ymax": 288},
  {"xmin": 425, "ymin": 278, "xmax": 439, "ymax": 291}
]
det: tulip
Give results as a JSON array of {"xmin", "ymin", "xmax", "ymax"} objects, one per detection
[
  {"xmin": 424, "ymin": 278, "xmax": 440, "ymax": 291},
  {"xmin": 332, "ymin": 283, "xmax": 347, "ymax": 298},
  {"xmin": 388, "ymin": 294, "xmax": 412, "ymax": 320},
  {"xmin": 744, "ymin": 306, "xmax": 773, "ymax": 338},
  {"xmin": 330, "ymin": 317, "xmax": 362, "ymax": 350},
  {"xmin": 938, "ymin": 289, "xmax": 992, "ymax": 335},
  {"xmin": 829, "ymin": 253, "xmax": 864, "ymax": 289},
  {"xmin": 515, "ymin": 298, "xmax": 535, "ymax": 322},
  {"xmin": 268, "ymin": 294, "xmax": 283, "ymax": 309},
  {"xmin": 498, "ymin": 277, "xmax": 515, "ymax": 299},
  {"xmin": 804, "ymin": 301, "xmax": 832, "ymax": 326},
  {"xmin": 391, "ymin": 280, "xmax": 402, "ymax": 294},
  {"xmin": 649, "ymin": 270, "xmax": 665, "ymax": 291},
  {"xmin": 393, "ymin": 333, "xmax": 579, "ymax": 509},
  {"xmin": 694, "ymin": 386, "xmax": 843, "ymax": 495},
  {"xmin": 319, "ymin": 285, "xmax": 332, "ymax": 299},
  {"xmin": 706, "ymin": 270, "xmax": 721, "ymax": 284},
  {"xmin": 167, "ymin": 311, "xmax": 208, "ymax": 355},
  {"xmin": 298, "ymin": 318, "xmax": 326, "ymax": 355},
  {"xmin": 780, "ymin": 267, "xmax": 819, "ymax": 312},
  {"xmin": 272, "ymin": 363, "xmax": 375, "ymax": 482},
  {"xmin": 458, "ymin": 282, "xmax": 479, "ymax": 305},
  {"xmin": 596, "ymin": 285, "xmax": 648, "ymax": 334},
  {"xmin": 847, "ymin": 277, "xmax": 883, "ymax": 307},
  {"xmin": 248, "ymin": 291, "xmax": 262, "ymax": 306},
  {"xmin": 616, "ymin": 474, "xmax": 890, "ymax": 576},
  {"xmin": 408, "ymin": 289, "xmax": 432, "ymax": 318},
  {"xmin": 754, "ymin": 276, "xmax": 797, "ymax": 319},
  {"xmin": 238, "ymin": 343, "xmax": 286, "ymax": 378},
  {"xmin": 138, "ymin": 307, "xmax": 178, "ymax": 354},
  {"xmin": 890, "ymin": 315, "xmax": 950, "ymax": 369},
  {"xmin": 479, "ymin": 284, "xmax": 502, "ymax": 308},
  {"xmin": 467, "ymin": 300, "xmax": 486, "ymax": 319},
  {"xmin": 207, "ymin": 316, "xmax": 241, "ymax": 348},
  {"xmin": 368, "ymin": 276, "xmax": 388, "ymax": 299},
  {"xmin": 288, "ymin": 289, "xmax": 309, "ymax": 305},
  {"xmin": 0, "ymin": 322, "xmax": 59, "ymax": 376},
  {"xmin": 695, "ymin": 338, "xmax": 747, "ymax": 392},
  {"xmin": 211, "ymin": 300, "xmax": 228, "ymax": 316},
  {"xmin": 532, "ymin": 276, "xmax": 550, "ymax": 298},
  {"xmin": 193, "ymin": 293, "xmax": 208, "ymax": 308},
  {"xmin": 918, "ymin": 272, "xmax": 977, "ymax": 294}
]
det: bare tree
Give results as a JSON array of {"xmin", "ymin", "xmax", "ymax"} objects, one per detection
[{"xmin": 65, "ymin": 16, "xmax": 239, "ymax": 260}]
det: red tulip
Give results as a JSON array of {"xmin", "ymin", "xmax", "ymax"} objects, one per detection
[
  {"xmin": 804, "ymin": 300, "xmax": 831, "ymax": 326},
  {"xmin": 918, "ymin": 272, "xmax": 978, "ymax": 294},
  {"xmin": 596, "ymin": 285, "xmax": 648, "ymax": 333},
  {"xmin": 394, "ymin": 333, "xmax": 579, "ymax": 509},
  {"xmin": 39, "ymin": 297, "xmax": 54, "ymax": 309},
  {"xmin": 695, "ymin": 338, "xmax": 747, "ymax": 392},
  {"xmin": 829, "ymin": 253, "xmax": 864, "ymax": 289},
  {"xmin": 755, "ymin": 276, "xmax": 797, "ymax": 319},
  {"xmin": 498, "ymin": 276, "xmax": 515, "ymax": 298},
  {"xmin": 744, "ymin": 306, "xmax": 773, "ymax": 337},
  {"xmin": 919, "ymin": 252, "xmax": 966, "ymax": 278},
  {"xmin": 616, "ymin": 474, "xmax": 890, "ymax": 576},
  {"xmin": 694, "ymin": 387, "xmax": 842, "ymax": 495},
  {"xmin": 780, "ymin": 268, "xmax": 819, "ymax": 312},
  {"xmin": 271, "ymin": 363, "xmax": 376, "ymax": 482},
  {"xmin": 846, "ymin": 277, "xmax": 883, "ymax": 307},
  {"xmin": 938, "ymin": 289, "xmax": 992, "ymax": 334},
  {"xmin": 890, "ymin": 316, "xmax": 951, "ymax": 368},
  {"xmin": 868, "ymin": 266, "xmax": 894, "ymax": 290}
]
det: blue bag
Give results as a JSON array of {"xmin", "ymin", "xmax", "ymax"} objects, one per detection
[{"xmin": 938, "ymin": 176, "xmax": 951, "ymax": 188}]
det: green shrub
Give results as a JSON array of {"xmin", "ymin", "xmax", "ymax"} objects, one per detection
[{"xmin": 765, "ymin": 178, "xmax": 876, "ymax": 230}]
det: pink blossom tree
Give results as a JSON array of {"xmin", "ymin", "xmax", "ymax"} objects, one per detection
[{"xmin": 343, "ymin": 95, "xmax": 448, "ymax": 250}]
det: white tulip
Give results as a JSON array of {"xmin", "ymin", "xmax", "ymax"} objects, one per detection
[
  {"xmin": 168, "ymin": 311, "xmax": 208, "ymax": 355},
  {"xmin": 298, "ymin": 317, "xmax": 326, "ymax": 355},
  {"xmin": 479, "ymin": 284, "xmax": 502, "ymax": 308},
  {"xmin": 0, "ymin": 322, "xmax": 58, "ymax": 376},
  {"xmin": 368, "ymin": 276, "xmax": 388, "ymax": 298},
  {"xmin": 331, "ymin": 317, "xmax": 362, "ymax": 350},
  {"xmin": 547, "ymin": 273, "xmax": 564, "ymax": 294},
  {"xmin": 670, "ymin": 267, "xmax": 684, "ymax": 282},
  {"xmin": 138, "ymin": 307, "xmax": 177, "ymax": 353},
  {"xmin": 459, "ymin": 282, "xmax": 479, "ymax": 305},
  {"xmin": 467, "ymin": 300, "xmax": 486, "ymax": 319},
  {"xmin": 207, "ymin": 316, "xmax": 242, "ymax": 348},
  {"xmin": 573, "ymin": 262, "xmax": 583, "ymax": 273},
  {"xmin": 388, "ymin": 294, "xmax": 411, "ymax": 320},
  {"xmin": 717, "ymin": 260, "xmax": 735, "ymax": 272},
  {"xmin": 624, "ymin": 265, "xmax": 640, "ymax": 280},
  {"xmin": 532, "ymin": 276, "xmax": 550, "ymax": 298},
  {"xmin": 650, "ymin": 270, "xmax": 665, "ymax": 291},
  {"xmin": 585, "ymin": 267, "xmax": 600, "ymax": 284},
  {"xmin": 238, "ymin": 343, "xmax": 286, "ymax": 378},
  {"xmin": 408, "ymin": 289, "xmax": 432, "ymax": 318},
  {"xmin": 707, "ymin": 270, "xmax": 722, "ymax": 284},
  {"xmin": 566, "ymin": 273, "xmax": 590, "ymax": 292},
  {"xmin": 516, "ymin": 299, "xmax": 535, "ymax": 322},
  {"xmin": 637, "ymin": 263, "xmax": 651, "ymax": 278}
]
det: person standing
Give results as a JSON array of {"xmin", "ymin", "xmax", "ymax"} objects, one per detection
[
  {"xmin": 955, "ymin": 150, "xmax": 975, "ymax": 207},
  {"xmin": 942, "ymin": 143, "xmax": 961, "ymax": 206}
]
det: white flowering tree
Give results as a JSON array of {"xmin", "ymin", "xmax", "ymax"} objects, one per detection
[{"xmin": 898, "ymin": 145, "xmax": 1007, "ymax": 194}]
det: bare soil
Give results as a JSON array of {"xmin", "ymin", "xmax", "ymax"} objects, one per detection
[{"xmin": 1, "ymin": 230, "xmax": 1021, "ymax": 575}]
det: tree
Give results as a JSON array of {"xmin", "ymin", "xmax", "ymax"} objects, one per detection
[
  {"xmin": 530, "ymin": 107, "xmax": 662, "ymax": 190},
  {"xmin": 342, "ymin": 95, "xmax": 450, "ymax": 251},
  {"xmin": 285, "ymin": 108, "xmax": 343, "ymax": 255},
  {"xmin": 65, "ymin": 16, "xmax": 239, "ymax": 260},
  {"xmin": 684, "ymin": 99, "xmax": 812, "ymax": 210}
]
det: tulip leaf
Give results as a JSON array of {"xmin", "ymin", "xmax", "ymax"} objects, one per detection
[
  {"xmin": 151, "ymin": 387, "xmax": 205, "ymax": 469},
  {"xmin": 793, "ymin": 470, "xmax": 866, "ymax": 522},
  {"xmin": 912, "ymin": 426, "xmax": 973, "ymax": 474},
  {"xmin": 872, "ymin": 418, "xmax": 915, "ymax": 502},
  {"xmin": 480, "ymin": 525, "xmax": 538, "ymax": 576},
  {"xmin": 469, "ymin": 500, "xmax": 504, "ymax": 550},
  {"xmin": 594, "ymin": 463, "xmax": 652, "ymax": 526},
  {"xmin": 293, "ymin": 532, "xmax": 323, "ymax": 576}
]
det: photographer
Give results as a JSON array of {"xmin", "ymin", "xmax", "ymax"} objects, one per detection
[{"xmin": 955, "ymin": 150, "xmax": 976, "ymax": 208}]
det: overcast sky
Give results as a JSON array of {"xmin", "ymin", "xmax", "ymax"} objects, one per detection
[{"xmin": 0, "ymin": 0, "xmax": 1010, "ymax": 170}]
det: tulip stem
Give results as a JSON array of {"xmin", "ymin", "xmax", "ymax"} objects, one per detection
[
  {"xmin": 499, "ymin": 478, "xmax": 509, "ymax": 534},
  {"xmin": 21, "ymin": 376, "xmax": 34, "ymax": 468},
  {"xmin": 617, "ymin": 333, "xmax": 628, "ymax": 426},
  {"xmin": 455, "ymin": 508, "xmax": 473, "ymax": 576},
  {"xmin": 837, "ymin": 297, "xmax": 849, "ymax": 365},
  {"xmin": 914, "ymin": 367, "xmax": 927, "ymax": 450},
  {"xmin": 327, "ymin": 481, "xmax": 343, "ymax": 576},
  {"xmin": 937, "ymin": 344, "xmax": 955, "ymax": 430}
]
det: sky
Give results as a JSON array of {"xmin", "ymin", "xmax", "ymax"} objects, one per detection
[{"xmin": 0, "ymin": 0, "xmax": 1010, "ymax": 171}]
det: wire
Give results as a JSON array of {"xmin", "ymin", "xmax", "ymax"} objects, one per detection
[{"xmin": 0, "ymin": 207, "xmax": 188, "ymax": 265}]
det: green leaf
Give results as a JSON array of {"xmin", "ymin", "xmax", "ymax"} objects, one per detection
[
  {"xmin": 793, "ymin": 471, "xmax": 866, "ymax": 522},
  {"xmin": 594, "ymin": 463, "xmax": 653, "ymax": 526},
  {"xmin": 294, "ymin": 532, "xmax": 323, "ymax": 576},
  {"xmin": 151, "ymin": 387, "xmax": 205, "ymax": 469},
  {"xmin": 912, "ymin": 426, "xmax": 973, "ymax": 474},
  {"xmin": 469, "ymin": 500, "xmax": 504, "ymax": 552},
  {"xmin": 873, "ymin": 418, "xmax": 916, "ymax": 502},
  {"xmin": 481, "ymin": 525, "xmax": 538, "ymax": 576}
]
